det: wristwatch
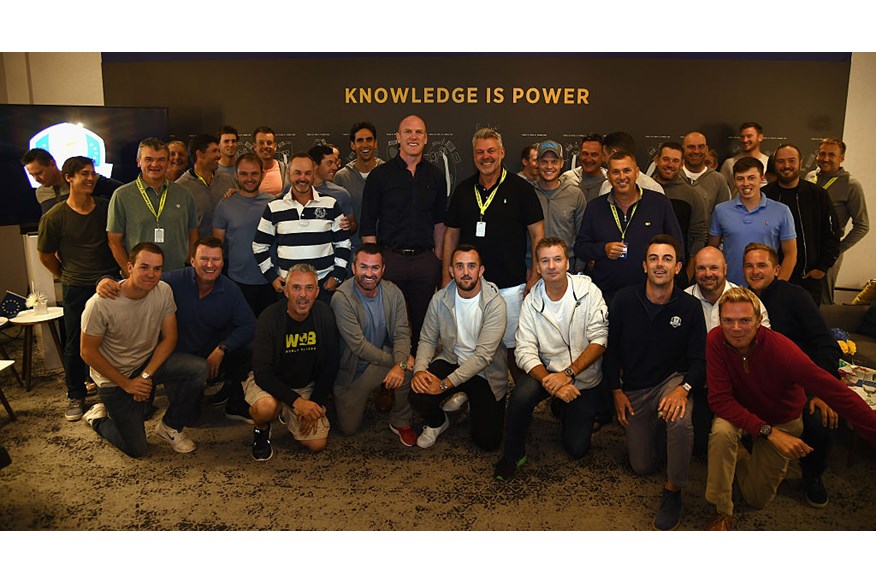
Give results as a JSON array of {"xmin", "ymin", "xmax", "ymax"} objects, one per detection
[
  {"xmin": 398, "ymin": 360, "xmax": 408, "ymax": 371},
  {"xmin": 758, "ymin": 424, "xmax": 772, "ymax": 439},
  {"xmin": 140, "ymin": 371, "xmax": 152, "ymax": 380},
  {"xmin": 564, "ymin": 367, "xmax": 576, "ymax": 381},
  {"xmin": 218, "ymin": 343, "xmax": 229, "ymax": 354},
  {"xmin": 439, "ymin": 379, "xmax": 448, "ymax": 392},
  {"xmin": 682, "ymin": 382, "xmax": 692, "ymax": 393}
]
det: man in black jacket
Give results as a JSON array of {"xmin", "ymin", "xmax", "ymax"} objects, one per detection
[
  {"xmin": 764, "ymin": 144, "xmax": 840, "ymax": 306},
  {"xmin": 744, "ymin": 242, "xmax": 841, "ymax": 507},
  {"xmin": 244, "ymin": 263, "xmax": 340, "ymax": 461}
]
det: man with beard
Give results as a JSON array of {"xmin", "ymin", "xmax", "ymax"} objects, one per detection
[
  {"xmin": 679, "ymin": 132, "xmax": 730, "ymax": 225},
  {"xmin": 763, "ymin": 144, "xmax": 841, "ymax": 306},
  {"xmin": 804, "ymin": 137, "xmax": 869, "ymax": 304},
  {"xmin": 605, "ymin": 235, "xmax": 705, "ymax": 530},
  {"xmin": 107, "ymin": 137, "xmax": 198, "ymax": 273},
  {"xmin": 216, "ymin": 126, "xmax": 239, "ymax": 177},
  {"xmin": 252, "ymin": 126, "xmax": 287, "ymax": 196},
  {"xmin": 720, "ymin": 122, "xmax": 770, "ymax": 192},
  {"xmin": 409, "ymin": 245, "xmax": 508, "ymax": 451},
  {"xmin": 331, "ymin": 244, "xmax": 417, "ymax": 445},
  {"xmin": 176, "ymin": 134, "xmax": 237, "ymax": 237},
  {"xmin": 252, "ymin": 153, "xmax": 351, "ymax": 303},
  {"xmin": 651, "ymin": 142, "xmax": 707, "ymax": 283},
  {"xmin": 213, "ymin": 154, "xmax": 276, "ymax": 317}
]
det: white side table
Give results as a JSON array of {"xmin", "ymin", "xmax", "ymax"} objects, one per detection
[{"xmin": 10, "ymin": 307, "xmax": 65, "ymax": 391}]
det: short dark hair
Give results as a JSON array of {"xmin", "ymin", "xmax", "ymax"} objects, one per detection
[
  {"xmin": 646, "ymin": 234, "xmax": 682, "ymax": 263},
  {"xmin": 580, "ymin": 133, "xmax": 604, "ymax": 146},
  {"xmin": 188, "ymin": 134, "xmax": 219, "ymax": 163},
  {"xmin": 520, "ymin": 143, "xmax": 537, "ymax": 162},
  {"xmin": 129, "ymin": 241, "xmax": 164, "ymax": 265},
  {"xmin": 535, "ymin": 236, "xmax": 569, "ymax": 260},
  {"xmin": 308, "ymin": 144, "xmax": 333, "ymax": 165},
  {"xmin": 774, "ymin": 143, "xmax": 801, "ymax": 159},
  {"xmin": 21, "ymin": 148, "xmax": 55, "ymax": 166},
  {"xmin": 191, "ymin": 236, "xmax": 225, "ymax": 260},
  {"xmin": 218, "ymin": 125, "xmax": 238, "ymax": 139},
  {"xmin": 603, "ymin": 131, "xmax": 636, "ymax": 154},
  {"xmin": 349, "ymin": 121, "xmax": 377, "ymax": 143},
  {"xmin": 252, "ymin": 126, "xmax": 276, "ymax": 140},
  {"xmin": 819, "ymin": 137, "xmax": 846, "ymax": 155},
  {"xmin": 739, "ymin": 122, "xmax": 763, "ymax": 134},
  {"xmin": 289, "ymin": 152, "xmax": 314, "ymax": 165},
  {"xmin": 658, "ymin": 141, "xmax": 684, "ymax": 157},
  {"xmin": 354, "ymin": 243, "xmax": 384, "ymax": 263},
  {"xmin": 608, "ymin": 150, "xmax": 636, "ymax": 165},
  {"xmin": 451, "ymin": 243, "xmax": 482, "ymax": 265},
  {"xmin": 732, "ymin": 156, "xmax": 764, "ymax": 176},
  {"xmin": 235, "ymin": 152, "xmax": 262, "ymax": 171},
  {"xmin": 61, "ymin": 156, "xmax": 94, "ymax": 180}
]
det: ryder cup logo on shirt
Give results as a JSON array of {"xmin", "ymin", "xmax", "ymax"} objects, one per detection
[
  {"xmin": 670, "ymin": 316, "xmax": 682, "ymax": 328},
  {"xmin": 315, "ymin": 207, "xmax": 327, "ymax": 220}
]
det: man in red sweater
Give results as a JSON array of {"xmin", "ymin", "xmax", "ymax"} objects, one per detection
[{"xmin": 704, "ymin": 286, "xmax": 876, "ymax": 530}]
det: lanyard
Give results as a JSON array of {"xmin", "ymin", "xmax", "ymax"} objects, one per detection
[
  {"xmin": 194, "ymin": 169, "xmax": 210, "ymax": 187},
  {"xmin": 609, "ymin": 185, "xmax": 642, "ymax": 241},
  {"xmin": 822, "ymin": 176, "xmax": 839, "ymax": 190},
  {"xmin": 136, "ymin": 176, "xmax": 168, "ymax": 224},
  {"xmin": 474, "ymin": 168, "xmax": 507, "ymax": 220}
]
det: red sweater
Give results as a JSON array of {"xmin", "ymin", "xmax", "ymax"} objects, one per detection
[{"xmin": 707, "ymin": 326, "xmax": 876, "ymax": 446}]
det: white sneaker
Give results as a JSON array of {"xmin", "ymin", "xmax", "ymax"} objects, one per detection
[
  {"xmin": 156, "ymin": 420, "xmax": 196, "ymax": 453},
  {"xmin": 82, "ymin": 403, "xmax": 107, "ymax": 427},
  {"xmin": 416, "ymin": 415, "xmax": 449, "ymax": 449},
  {"xmin": 441, "ymin": 392, "xmax": 468, "ymax": 413}
]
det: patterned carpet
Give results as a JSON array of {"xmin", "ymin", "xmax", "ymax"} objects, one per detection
[{"xmin": 1, "ymin": 329, "xmax": 875, "ymax": 531}]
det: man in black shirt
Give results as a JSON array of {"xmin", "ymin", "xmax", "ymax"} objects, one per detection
[
  {"xmin": 360, "ymin": 115, "xmax": 447, "ymax": 350},
  {"xmin": 244, "ymin": 263, "xmax": 340, "ymax": 461}
]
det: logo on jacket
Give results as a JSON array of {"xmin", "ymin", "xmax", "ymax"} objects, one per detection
[
  {"xmin": 315, "ymin": 207, "xmax": 327, "ymax": 219},
  {"xmin": 670, "ymin": 316, "xmax": 681, "ymax": 328}
]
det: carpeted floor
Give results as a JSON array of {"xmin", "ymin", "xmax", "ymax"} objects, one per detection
[{"xmin": 1, "ymin": 329, "xmax": 875, "ymax": 531}]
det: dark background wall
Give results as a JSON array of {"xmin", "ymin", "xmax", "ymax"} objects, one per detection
[{"xmin": 102, "ymin": 53, "xmax": 851, "ymax": 187}]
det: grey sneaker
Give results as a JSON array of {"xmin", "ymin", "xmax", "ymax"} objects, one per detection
[
  {"xmin": 65, "ymin": 398, "xmax": 86, "ymax": 421},
  {"xmin": 155, "ymin": 420, "xmax": 196, "ymax": 453},
  {"xmin": 441, "ymin": 392, "xmax": 468, "ymax": 413},
  {"xmin": 82, "ymin": 403, "xmax": 107, "ymax": 427}
]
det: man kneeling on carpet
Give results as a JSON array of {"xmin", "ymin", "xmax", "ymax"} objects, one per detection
[
  {"xmin": 704, "ymin": 286, "xmax": 876, "ymax": 530},
  {"xmin": 245, "ymin": 263, "xmax": 340, "ymax": 461}
]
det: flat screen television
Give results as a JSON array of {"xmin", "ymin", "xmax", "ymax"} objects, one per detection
[{"xmin": 0, "ymin": 104, "xmax": 168, "ymax": 229}]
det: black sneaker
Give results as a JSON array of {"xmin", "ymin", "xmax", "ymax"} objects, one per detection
[
  {"xmin": 654, "ymin": 488, "xmax": 682, "ymax": 531},
  {"xmin": 252, "ymin": 426, "xmax": 273, "ymax": 461},
  {"xmin": 64, "ymin": 398, "xmax": 86, "ymax": 422},
  {"xmin": 225, "ymin": 402, "xmax": 254, "ymax": 425},
  {"xmin": 207, "ymin": 384, "xmax": 231, "ymax": 407},
  {"xmin": 493, "ymin": 455, "xmax": 527, "ymax": 481},
  {"xmin": 803, "ymin": 476, "xmax": 829, "ymax": 508}
]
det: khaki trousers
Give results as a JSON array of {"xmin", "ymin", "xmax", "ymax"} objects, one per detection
[{"xmin": 705, "ymin": 417, "xmax": 803, "ymax": 516}]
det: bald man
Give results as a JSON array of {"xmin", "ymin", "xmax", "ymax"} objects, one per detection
[
  {"xmin": 360, "ymin": 115, "xmax": 448, "ymax": 350},
  {"xmin": 680, "ymin": 132, "xmax": 731, "ymax": 226}
]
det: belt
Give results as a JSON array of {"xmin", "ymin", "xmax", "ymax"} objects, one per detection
[{"xmin": 390, "ymin": 247, "xmax": 430, "ymax": 256}]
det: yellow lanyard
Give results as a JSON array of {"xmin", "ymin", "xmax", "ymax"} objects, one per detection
[
  {"xmin": 474, "ymin": 168, "xmax": 507, "ymax": 220},
  {"xmin": 822, "ymin": 176, "xmax": 839, "ymax": 190},
  {"xmin": 194, "ymin": 169, "xmax": 210, "ymax": 187},
  {"xmin": 136, "ymin": 176, "xmax": 168, "ymax": 225},
  {"xmin": 609, "ymin": 186, "xmax": 642, "ymax": 241}
]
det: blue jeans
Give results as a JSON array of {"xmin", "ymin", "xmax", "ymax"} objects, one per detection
[
  {"xmin": 504, "ymin": 374, "xmax": 604, "ymax": 462},
  {"xmin": 62, "ymin": 284, "xmax": 95, "ymax": 400},
  {"xmin": 92, "ymin": 353, "xmax": 208, "ymax": 457}
]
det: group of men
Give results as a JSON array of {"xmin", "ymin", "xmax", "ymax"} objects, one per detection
[{"xmin": 24, "ymin": 113, "xmax": 876, "ymax": 531}]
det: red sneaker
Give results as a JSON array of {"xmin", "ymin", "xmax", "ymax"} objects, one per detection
[{"xmin": 390, "ymin": 424, "xmax": 418, "ymax": 447}]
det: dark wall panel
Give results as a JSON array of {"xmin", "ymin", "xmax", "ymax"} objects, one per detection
[{"xmin": 102, "ymin": 53, "xmax": 850, "ymax": 187}]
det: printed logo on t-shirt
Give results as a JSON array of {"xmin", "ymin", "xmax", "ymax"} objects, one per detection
[
  {"xmin": 670, "ymin": 316, "xmax": 681, "ymax": 328},
  {"xmin": 286, "ymin": 331, "xmax": 317, "ymax": 352}
]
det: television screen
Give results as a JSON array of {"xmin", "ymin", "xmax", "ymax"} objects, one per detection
[{"xmin": 0, "ymin": 104, "xmax": 168, "ymax": 228}]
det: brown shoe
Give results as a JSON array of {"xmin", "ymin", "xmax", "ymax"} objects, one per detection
[
  {"xmin": 707, "ymin": 512, "xmax": 733, "ymax": 531},
  {"xmin": 375, "ymin": 384, "xmax": 394, "ymax": 412}
]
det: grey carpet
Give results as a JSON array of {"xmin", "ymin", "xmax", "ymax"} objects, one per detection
[{"xmin": 1, "ymin": 330, "xmax": 874, "ymax": 531}]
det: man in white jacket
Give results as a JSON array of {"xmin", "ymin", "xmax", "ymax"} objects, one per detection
[{"xmin": 494, "ymin": 237, "xmax": 609, "ymax": 480}]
